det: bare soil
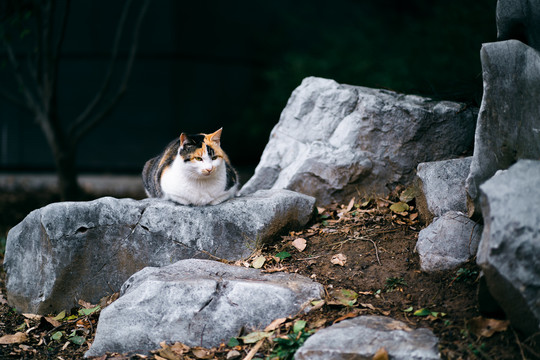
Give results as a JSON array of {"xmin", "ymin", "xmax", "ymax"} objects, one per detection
[{"xmin": 0, "ymin": 189, "xmax": 536, "ymax": 359}]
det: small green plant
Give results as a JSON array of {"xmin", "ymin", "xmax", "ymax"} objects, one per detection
[
  {"xmin": 384, "ymin": 277, "xmax": 407, "ymax": 292},
  {"xmin": 267, "ymin": 320, "xmax": 313, "ymax": 360},
  {"xmin": 452, "ymin": 268, "xmax": 478, "ymax": 283}
]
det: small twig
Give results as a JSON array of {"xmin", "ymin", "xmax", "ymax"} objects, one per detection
[
  {"xmin": 512, "ymin": 328, "xmax": 526, "ymax": 360},
  {"xmin": 198, "ymin": 249, "xmax": 229, "ymax": 263},
  {"xmin": 352, "ymin": 236, "xmax": 382, "ymax": 266},
  {"xmin": 243, "ymin": 338, "xmax": 265, "ymax": 360}
]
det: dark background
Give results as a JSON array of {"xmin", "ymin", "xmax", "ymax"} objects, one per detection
[{"xmin": 0, "ymin": 0, "xmax": 497, "ymax": 174}]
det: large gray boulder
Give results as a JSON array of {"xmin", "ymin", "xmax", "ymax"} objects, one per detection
[
  {"xmin": 295, "ymin": 316, "xmax": 440, "ymax": 360},
  {"xmin": 3, "ymin": 190, "xmax": 315, "ymax": 314},
  {"xmin": 416, "ymin": 211, "xmax": 482, "ymax": 272},
  {"xmin": 86, "ymin": 259, "xmax": 324, "ymax": 357},
  {"xmin": 240, "ymin": 77, "xmax": 477, "ymax": 205},
  {"xmin": 465, "ymin": 40, "xmax": 540, "ymax": 217},
  {"xmin": 416, "ymin": 157, "xmax": 472, "ymax": 224},
  {"xmin": 497, "ymin": 0, "xmax": 540, "ymax": 51},
  {"xmin": 477, "ymin": 160, "xmax": 540, "ymax": 337}
]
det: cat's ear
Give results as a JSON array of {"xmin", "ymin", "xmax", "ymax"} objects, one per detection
[
  {"xmin": 209, "ymin": 128, "xmax": 222, "ymax": 145},
  {"xmin": 179, "ymin": 133, "xmax": 193, "ymax": 148}
]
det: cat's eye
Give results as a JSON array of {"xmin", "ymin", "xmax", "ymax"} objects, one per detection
[
  {"xmin": 193, "ymin": 157, "xmax": 203, "ymax": 161},
  {"xmin": 212, "ymin": 155, "xmax": 219, "ymax": 160}
]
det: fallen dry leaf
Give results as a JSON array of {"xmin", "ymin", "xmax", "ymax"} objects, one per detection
[
  {"xmin": 170, "ymin": 342, "xmax": 190, "ymax": 355},
  {"xmin": 372, "ymin": 347, "xmax": 389, "ymax": 360},
  {"xmin": 345, "ymin": 197, "xmax": 355, "ymax": 212},
  {"xmin": 226, "ymin": 350, "xmax": 242, "ymax": 359},
  {"xmin": 328, "ymin": 288, "xmax": 358, "ymax": 306},
  {"xmin": 361, "ymin": 303, "xmax": 377, "ymax": 311},
  {"xmin": 384, "ymin": 320, "xmax": 412, "ymax": 332},
  {"xmin": 192, "ymin": 347, "xmax": 214, "ymax": 359},
  {"xmin": 0, "ymin": 332, "xmax": 28, "ymax": 345},
  {"xmin": 251, "ymin": 255, "xmax": 266, "ymax": 269},
  {"xmin": 331, "ymin": 253, "xmax": 347, "ymax": 266},
  {"xmin": 22, "ymin": 313, "xmax": 42, "ymax": 321},
  {"xmin": 468, "ymin": 316, "xmax": 510, "ymax": 337},
  {"xmin": 78, "ymin": 299, "xmax": 95, "ymax": 309},
  {"xmin": 310, "ymin": 299, "xmax": 325, "ymax": 311},
  {"xmin": 292, "ymin": 238, "xmax": 307, "ymax": 252},
  {"xmin": 333, "ymin": 311, "xmax": 361, "ymax": 324},
  {"xmin": 264, "ymin": 317, "xmax": 287, "ymax": 331},
  {"xmin": 45, "ymin": 316, "xmax": 62, "ymax": 328}
]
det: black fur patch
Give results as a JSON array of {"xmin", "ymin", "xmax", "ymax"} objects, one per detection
[
  {"xmin": 225, "ymin": 161, "xmax": 238, "ymax": 190},
  {"xmin": 180, "ymin": 134, "xmax": 205, "ymax": 160},
  {"xmin": 206, "ymin": 144, "xmax": 215, "ymax": 158}
]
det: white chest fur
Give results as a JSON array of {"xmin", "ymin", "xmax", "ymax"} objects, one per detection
[{"xmin": 160, "ymin": 156, "xmax": 237, "ymax": 205}]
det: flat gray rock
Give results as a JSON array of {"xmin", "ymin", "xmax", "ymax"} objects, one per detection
[
  {"xmin": 85, "ymin": 259, "xmax": 324, "ymax": 357},
  {"xmin": 477, "ymin": 160, "xmax": 540, "ymax": 337},
  {"xmin": 295, "ymin": 315, "xmax": 440, "ymax": 360},
  {"xmin": 465, "ymin": 40, "xmax": 540, "ymax": 217},
  {"xmin": 416, "ymin": 211, "xmax": 482, "ymax": 272},
  {"xmin": 416, "ymin": 157, "xmax": 472, "ymax": 224},
  {"xmin": 4, "ymin": 189, "xmax": 315, "ymax": 314},
  {"xmin": 241, "ymin": 77, "xmax": 477, "ymax": 205}
]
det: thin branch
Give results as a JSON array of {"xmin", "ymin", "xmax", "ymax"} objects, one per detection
[
  {"xmin": 72, "ymin": 0, "xmax": 152, "ymax": 143},
  {"xmin": 40, "ymin": 0, "xmax": 53, "ymax": 110},
  {"xmin": 2, "ymin": 37, "xmax": 41, "ymax": 114},
  {"xmin": 51, "ymin": 0, "xmax": 70, "ymax": 84},
  {"xmin": 68, "ymin": 0, "xmax": 134, "ymax": 136}
]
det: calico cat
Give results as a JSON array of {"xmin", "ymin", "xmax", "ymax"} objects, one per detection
[{"xmin": 142, "ymin": 128, "xmax": 239, "ymax": 205}]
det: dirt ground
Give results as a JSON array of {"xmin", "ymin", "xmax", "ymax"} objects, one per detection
[{"xmin": 0, "ymin": 189, "xmax": 537, "ymax": 359}]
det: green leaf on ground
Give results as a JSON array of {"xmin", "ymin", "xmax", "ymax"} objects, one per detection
[
  {"xmin": 53, "ymin": 310, "xmax": 66, "ymax": 321},
  {"xmin": 275, "ymin": 251, "xmax": 291, "ymax": 261},
  {"xmin": 293, "ymin": 320, "xmax": 307, "ymax": 334},
  {"xmin": 399, "ymin": 186, "xmax": 417, "ymax": 203},
  {"xmin": 413, "ymin": 308, "xmax": 431, "ymax": 316},
  {"xmin": 390, "ymin": 202, "xmax": 410, "ymax": 213},
  {"xmin": 78, "ymin": 305, "xmax": 100, "ymax": 316},
  {"xmin": 69, "ymin": 335, "xmax": 85, "ymax": 345},
  {"xmin": 240, "ymin": 331, "xmax": 272, "ymax": 344},
  {"xmin": 227, "ymin": 337, "xmax": 240, "ymax": 347},
  {"xmin": 51, "ymin": 331, "xmax": 63, "ymax": 341}
]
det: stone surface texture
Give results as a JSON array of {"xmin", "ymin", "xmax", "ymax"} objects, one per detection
[
  {"xmin": 295, "ymin": 315, "xmax": 440, "ymax": 360},
  {"xmin": 477, "ymin": 160, "xmax": 540, "ymax": 337},
  {"xmin": 497, "ymin": 0, "xmax": 540, "ymax": 51},
  {"xmin": 4, "ymin": 190, "xmax": 315, "ymax": 314},
  {"xmin": 86, "ymin": 259, "xmax": 324, "ymax": 357},
  {"xmin": 240, "ymin": 77, "xmax": 477, "ymax": 205},
  {"xmin": 465, "ymin": 40, "xmax": 540, "ymax": 217},
  {"xmin": 416, "ymin": 211, "xmax": 482, "ymax": 272},
  {"xmin": 416, "ymin": 157, "xmax": 472, "ymax": 224}
]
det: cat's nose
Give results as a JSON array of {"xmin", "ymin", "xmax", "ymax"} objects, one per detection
[{"xmin": 203, "ymin": 167, "xmax": 214, "ymax": 175}]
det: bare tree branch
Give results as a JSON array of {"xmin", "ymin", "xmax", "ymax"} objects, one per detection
[
  {"xmin": 72, "ymin": 0, "xmax": 151, "ymax": 143},
  {"xmin": 40, "ymin": 0, "xmax": 53, "ymax": 111},
  {"xmin": 1, "ymin": 37, "xmax": 41, "ymax": 114},
  {"xmin": 68, "ymin": 0, "xmax": 134, "ymax": 136},
  {"xmin": 51, "ymin": 0, "xmax": 70, "ymax": 83}
]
